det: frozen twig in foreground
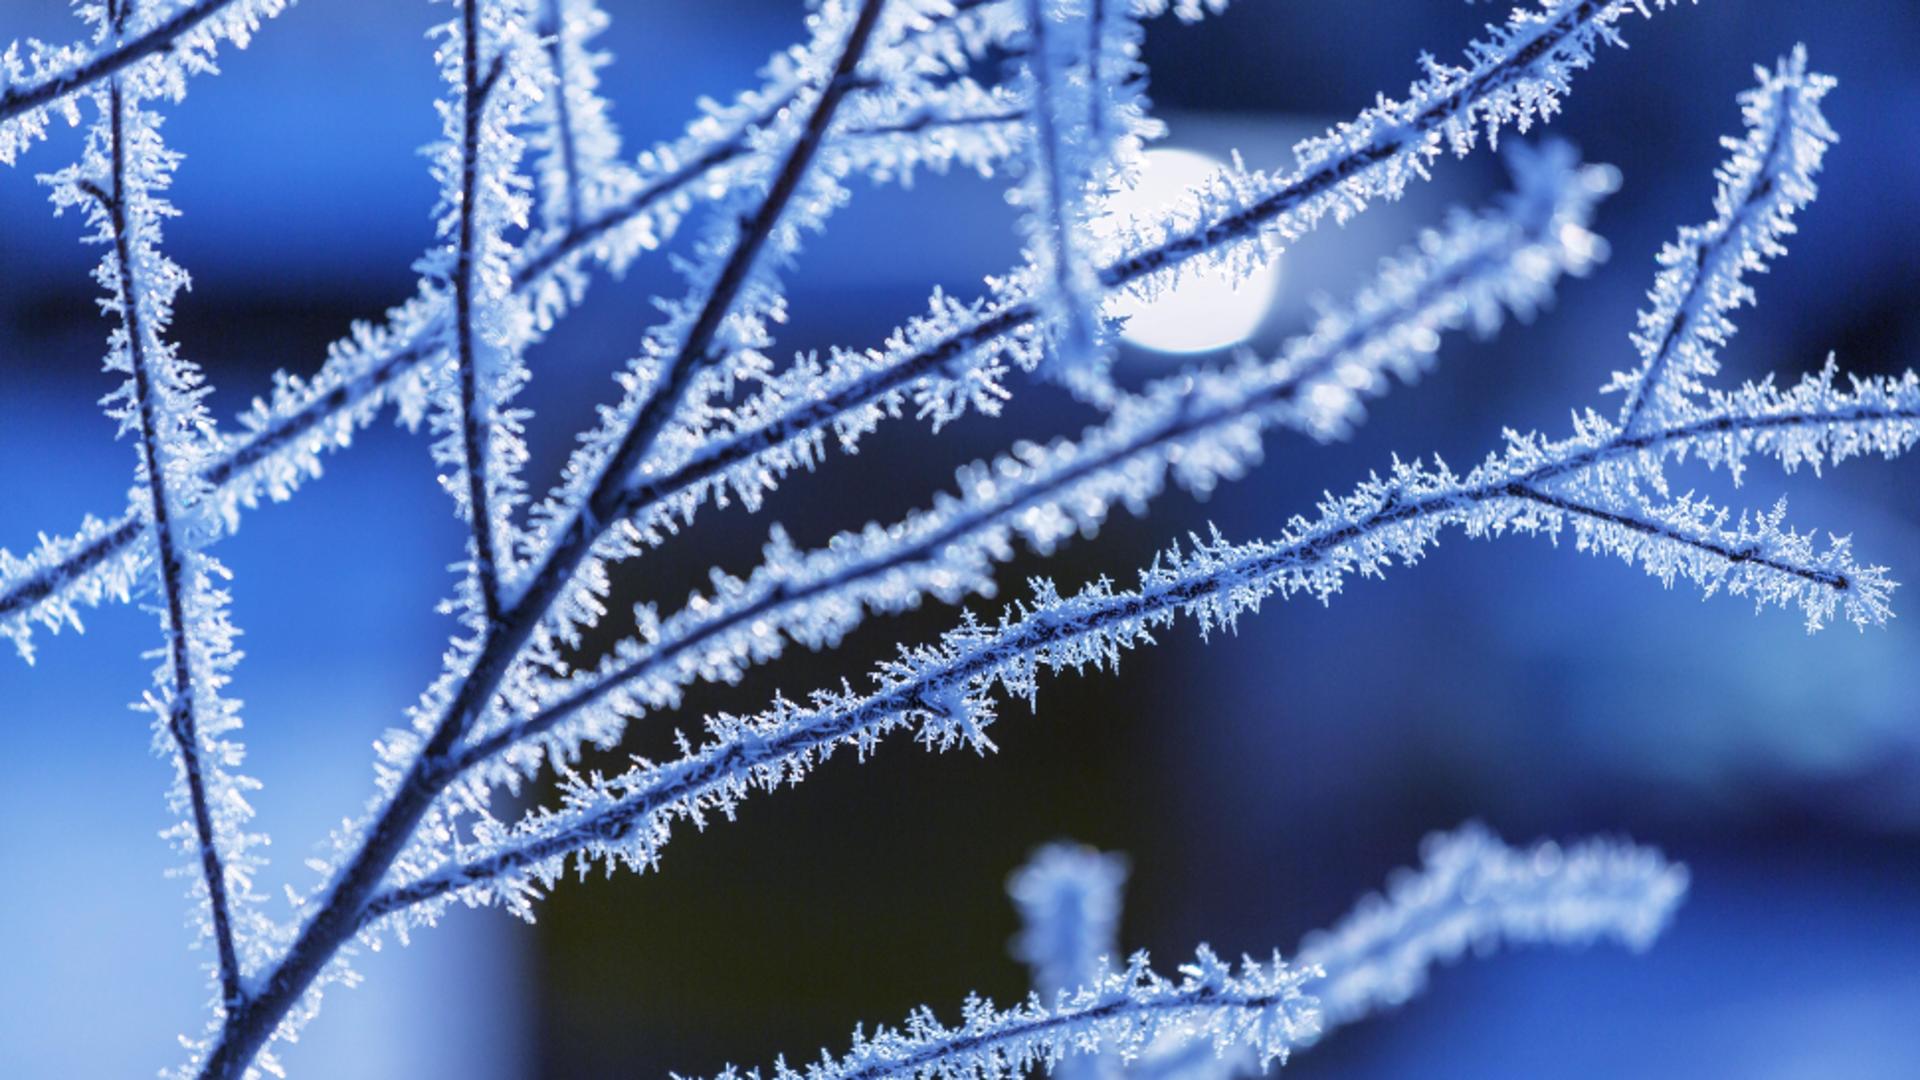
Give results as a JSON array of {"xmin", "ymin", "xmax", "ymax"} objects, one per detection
[
  {"xmin": 38, "ymin": 13, "xmax": 272, "ymax": 1038},
  {"xmin": 0, "ymin": 0, "xmax": 292, "ymax": 163},
  {"xmin": 444, "ymin": 141, "xmax": 1614, "ymax": 782},
  {"xmin": 0, "ymin": 0, "xmax": 1032, "ymax": 659},
  {"xmin": 194, "ymin": 4, "xmax": 894, "ymax": 1075},
  {"xmin": 1610, "ymin": 46, "xmax": 1835, "ymax": 431}
]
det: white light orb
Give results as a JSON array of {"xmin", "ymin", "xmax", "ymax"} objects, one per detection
[{"xmin": 1100, "ymin": 147, "xmax": 1282, "ymax": 355}]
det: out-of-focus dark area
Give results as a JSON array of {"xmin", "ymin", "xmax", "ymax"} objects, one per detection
[{"xmin": 2, "ymin": 1, "xmax": 1919, "ymax": 1077}]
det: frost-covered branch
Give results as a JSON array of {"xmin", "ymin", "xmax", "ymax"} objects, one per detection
[
  {"xmin": 434, "ymin": 0, "xmax": 540, "ymax": 628},
  {"xmin": 1610, "ymin": 46, "xmax": 1835, "ymax": 430},
  {"xmin": 530, "ymin": 0, "xmax": 598, "ymax": 233},
  {"xmin": 2, "ymin": 0, "xmax": 1662, "ymax": 659},
  {"xmin": 0, "ymin": 5, "xmax": 1034, "ymax": 661},
  {"xmin": 40, "ymin": 33, "xmax": 274, "ymax": 1044},
  {"xmin": 1296, "ymin": 823, "xmax": 1688, "ymax": 1033},
  {"xmin": 0, "ymin": 0, "xmax": 292, "ymax": 164},
  {"xmin": 445, "ymin": 142, "xmax": 1614, "ymax": 779},
  {"xmin": 1098, "ymin": 0, "xmax": 1684, "ymax": 292},
  {"xmin": 195, "ymin": 4, "xmax": 896, "ymax": 1075},
  {"xmin": 366, "ymin": 381, "xmax": 1897, "ymax": 922},
  {"xmin": 1017, "ymin": 0, "xmax": 1156, "ymax": 399},
  {"xmin": 96, "ymin": 77, "xmax": 244, "ymax": 1012},
  {"xmin": 449, "ymin": 2, "xmax": 513, "ymax": 624}
]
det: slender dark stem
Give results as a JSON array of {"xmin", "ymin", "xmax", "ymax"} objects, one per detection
[
  {"xmin": 455, "ymin": 229, "xmax": 1541, "ymax": 768},
  {"xmin": 454, "ymin": 8, "xmax": 507, "ymax": 626},
  {"xmin": 370, "ymin": 401, "xmax": 1878, "ymax": 920},
  {"xmin": 0, "ymin": 0, "xmax": 243, "ymax": 126},
  {"xmin": 103, "ymin": 78, "xmax": 244, "ymax": 1011},
  {"xmin": 1506, "ymin": 483, "xmax": 1848, "ymax": 588},
  {"xmin": 1086, "ymin": 0, "xmax": 1106, "ymax": 145},
  {"xmin": 590, "ymin": 0, "xmax": 892, "ymax": 532},
  {"xmin": 0, "ymin": 102, "xmax": 1021, "ymax": 631},
  {"xmin": 196, "ymin": 5, "xmax": 891, "ymax": 1074},
  {"xmin": 1619, "ymin": 83, "xmax": 1798, "ymax": 432},
  {"xmin": 1099, "ymin": 0, "xmax": 1608, "ymax": 289}
]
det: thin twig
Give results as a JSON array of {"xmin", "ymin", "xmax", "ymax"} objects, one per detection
[
  {"xmin": 104, "ymin": 77, "xmax": 244, "ymax": 1010},
  {"xmin": 1619, "ymin": 83, "xmax": 1798, "ymax": 431},
  {"xmin": 196, "ymin": 4, "xmax": 892, "ymax": 1073},
  {"xmin": 367, "ymin": 403, "xmax": 1875, "ymax": 919},
  {"xmin": 454, "ymin": 8, "xmax": 509, "ymax": 626},
  {"xmin": 0, "ymin": 101, "xmax": 1020, "ymax": 627}
]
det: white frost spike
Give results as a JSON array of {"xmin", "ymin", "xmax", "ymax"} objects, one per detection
[
  {"xmin": 1297, "ymin": 823, "xmax": 1688, "ymax": 1033},
  {"xmin": 1609, "ymin": 45, "xmax": 1837, "ymax": 430}
]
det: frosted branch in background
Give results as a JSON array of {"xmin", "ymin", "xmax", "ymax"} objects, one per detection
[
  {"xmin": 1011, "ymin": 844, "xmax": 1129, "ymax": 1001},
  {"xmin": 1296, "ymin": 823, "xmax": 1688, "ymax": 1033},
  {"xmin": 698, "ymin": 825, "xmax": 1684, "ymax": 1080},
  {"xmin": 1010, "ymin": 844, "xmax": 1252, "ymax": 1080}
]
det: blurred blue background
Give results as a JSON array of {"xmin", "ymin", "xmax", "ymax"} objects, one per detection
[{"xmin": 2, "ymin": 1, "xmax": 1918, "ymax": 1076}]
